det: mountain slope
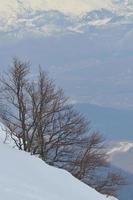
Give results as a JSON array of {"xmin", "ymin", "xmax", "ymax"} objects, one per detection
[
  {"xmin": 0, "ymin": 141, "xmax": 117, "ymax": 200},
  {"xmin": 108, "ymin": 141, "xmax": 133, "ymax": 200},
  {"xmin": 109, "ymin": 141, "xmax": 133, "ymax": 174}
]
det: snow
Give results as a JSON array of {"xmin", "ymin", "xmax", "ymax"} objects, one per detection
[
  {"xmin": 108, "ymin": 141, "xmax": 133, "ymax": 155},
  {"xmin": 107, "ymin": 140, "xmax": 133, "ymax": 174},
  {"xmin": 87, "ymin": 18, "xmax": 111, "ymax": 26},
  {"xmin": 0, "ymin": 136, "xmax": 118, "ymax": 200},
  {"xmin": 0, "ymin": 0, "xmax": 132, "ymax": 20},
  {"xmin": 0, "ymin": 0, "xmax": 132, "ymax": 37}
]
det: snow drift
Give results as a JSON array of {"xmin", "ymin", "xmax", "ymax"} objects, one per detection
[{"xmin": 0, "ymin": 141, "xmax": 118, "ymax": 200}]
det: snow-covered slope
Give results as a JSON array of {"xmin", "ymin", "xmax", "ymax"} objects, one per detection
[{"xmin": 0, "ymin": 142, "xmax": 117, "ymax": 200}]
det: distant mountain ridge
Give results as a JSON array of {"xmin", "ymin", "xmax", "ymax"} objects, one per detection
[
  {"xmin": 108, "ymin": 141, "xmax": 133, "ymax": 174},
  {"xmin": 0, "ymin": 1, "xmax": 133, "ymax": 110},
  {"xmin": 108, "ymin": 140, "xmax": 133, "ymax": 200},
  {"xmin": 0, "ymin": 0, "xmax": 133, "ymax": 38}
]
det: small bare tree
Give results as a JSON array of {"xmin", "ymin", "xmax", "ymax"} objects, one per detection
[
  {"xmin": 0, "ymin": 58, "xmax": 126, "ymax": 197},
  {"xmin": 94, "ymin": 172, "xmax": 126, "ymax": 197},
  {"xmin": 0, "ymin": 59, "xmax": 30, "ymax": 150}
]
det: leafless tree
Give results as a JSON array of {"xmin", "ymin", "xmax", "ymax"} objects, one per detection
[
  {"xmin": 92, "ymin": 171, "xmax": 127, "ymax": 197},
  {"xmin": 0, "ymin": 58, "xmax": 126, "ymax": 197}
]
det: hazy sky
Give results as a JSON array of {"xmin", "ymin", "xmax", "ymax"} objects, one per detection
[{"xmin": 0, "ymin": 0, "xmax": 113, "ymax": 17}]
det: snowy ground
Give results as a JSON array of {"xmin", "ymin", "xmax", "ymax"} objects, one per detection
[{"xmin": 0, "ymin": 127, "xmax": 118, "ymax": 200}]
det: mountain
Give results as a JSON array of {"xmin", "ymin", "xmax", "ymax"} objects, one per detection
[
  {"xmin": 96, "ymin": 164, "xmax": 133, "ymax": 200},
  {"xmin": 108, "ymin": 141, "xmax": 133, "ymax": 174},
  {"xmin": 0, "ymin": 0, "xmax": 114, "ymax": 39},
  {"xmin": 1, "ymin": 31, "xmax": 133, "ymax": 110},
  {"xmin": 0, "ymin": 0, "xmax": 133, "ymax": 110},
  {"xmin": 0, "ymin": 0, "xmax": 132, "ymax": 39},
  {"xmin": 108, "ymin": 141, "xmax": 133, "ymax": 200},
  {"xmin": 109, "ymin": 165, "xmax": 133, "ymax": 200},
  {"xmin": 0, "ymin": 140, "xmax": 118, "ymax": 200}
]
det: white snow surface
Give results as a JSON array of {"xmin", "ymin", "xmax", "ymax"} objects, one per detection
[{"xmin": 0, "ymin": 140, "xmax": 118, "ymax": 200}]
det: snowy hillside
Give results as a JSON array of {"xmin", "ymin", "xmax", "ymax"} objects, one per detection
[{"xmin": 0, "ymin": 141, "xmax": 117, "ymax": 200}]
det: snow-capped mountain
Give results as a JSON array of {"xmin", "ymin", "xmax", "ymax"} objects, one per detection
[
  {"xmin": 108, "ymin": 141, "xmax": 133, "ymax": 174},
  {"xmin": 107, "ymin": 140, "xmax": 133, "ymax": 200},
  {"xmin": 0, "ymin": 0, "xmax": 133, "ymax": 38},
  {"xmin": 0, "ymin": 0, "xmax": 133, "ymax": 110},
  {"xmin": 0, "ymin": 0, "xmax": 133, "ymax": 47},
  {"xmin": 108, "ymin": 141, "xmax": 133, "ymax": 155}
]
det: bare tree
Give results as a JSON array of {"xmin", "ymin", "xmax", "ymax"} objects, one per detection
[
  {"xmin": 95, "ymin": 172, "xmax": 126, "ymax": 197},
  {"xmin": 0, "ymin": 58, "xmax": 126, "ymax": 197},
  {"xmin": 0, "ymin": 59, "xmax": 30, "ymax": 150},
  {"xmin": 0, "ymin": 59, "xmax": 88, "ymax": 159}
]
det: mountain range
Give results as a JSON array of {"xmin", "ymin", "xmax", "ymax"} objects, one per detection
[
  {"xmin": 0, "ymin": 0, "xmax": 132, "ymax": 38},
  {"xmin": 108, "ymin": 140, "xmax": 133, "ymax": 200},
  {"xmin": 0, "ymin": 0, "xmax": 133, "ymax": 110}
]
